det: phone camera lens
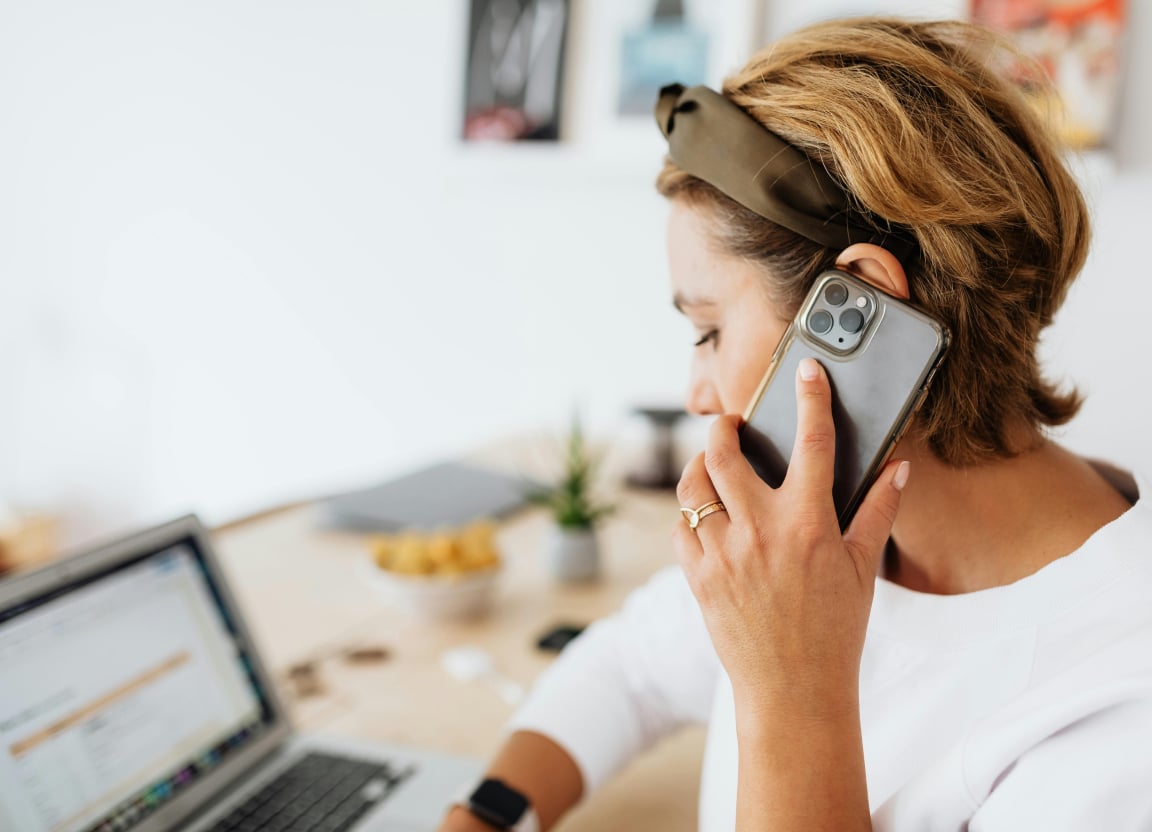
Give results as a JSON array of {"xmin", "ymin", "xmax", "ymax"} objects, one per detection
[
  {"xmin": 824, "ymin": 282, "xmax": 848, "ymax": 306},
  {"xmin": 809, "ymin": 309, "xmax": 833, "ymax": 334},
  {"xmin": 840, "ymin": 308, "xmax": 865, "ymax": 333}
]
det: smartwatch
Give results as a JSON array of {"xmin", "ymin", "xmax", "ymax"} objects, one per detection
[{"xmin": 457, "ymin": 778, "xmax": 540, "ymax": 832}]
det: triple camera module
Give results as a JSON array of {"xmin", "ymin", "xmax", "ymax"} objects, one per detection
[{"xmin": 803, "ymin": 276, "xmax": 875, "ymax": 353}]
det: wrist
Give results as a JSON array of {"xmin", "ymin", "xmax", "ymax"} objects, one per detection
[
  {"xmin": 443, "ymin": 805, "xmax": 503, "ymax": 831},
  {"xmin": 453, "ymin": 777, "xmax": 540, "ymax": 832},
  {"xmin": 733, "ymin": 680, "xmax": 860, "ymax": 737}
]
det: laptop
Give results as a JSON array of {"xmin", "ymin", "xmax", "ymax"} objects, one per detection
[{"xmin": 0, "ymin": 515, "xmax": 485, "ymax": 832}]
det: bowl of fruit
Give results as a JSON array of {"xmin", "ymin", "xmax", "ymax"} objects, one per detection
[{"xmin": 363, "ymin": 521, "xmax": 502, "ymax": 620}]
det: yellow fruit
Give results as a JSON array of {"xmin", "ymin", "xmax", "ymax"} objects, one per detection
[
  {"xmin": 370, "ymin": 525, "xmax": 500, "ymax": 575},
  {"xmin": 427, "ymin": 533, "xmax": 459, "ymax": 567},
  {"xmin": 391, "ymin": 537, "xmax": 432, "ymax": 574},
  {"xmin": 370, "ymin": 536, "xmax": 398, "ymax": 569}
]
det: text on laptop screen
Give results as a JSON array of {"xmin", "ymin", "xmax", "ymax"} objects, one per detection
[{"xmin": 0, "ymin": 540, "xmax": 275, "ymax": 832}]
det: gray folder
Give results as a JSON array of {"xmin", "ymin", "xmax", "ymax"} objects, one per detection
[{"xmin": 318, "ymin": 461, "xmax": 536, "ymax": 531}]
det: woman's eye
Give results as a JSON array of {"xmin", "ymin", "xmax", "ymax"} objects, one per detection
[{"xmin": 694, "ymin": 329, "xmax": 719, "ymax": 349}]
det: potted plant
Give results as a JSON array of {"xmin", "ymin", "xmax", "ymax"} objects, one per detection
[{"xmin": 531, "ymin": 420, "xmax": 616, "ymax": 582}]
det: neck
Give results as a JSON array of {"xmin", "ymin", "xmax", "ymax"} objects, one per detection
[{"xmin": 882, "ymin": 434, "xmax": 1133, "ymax": 595}]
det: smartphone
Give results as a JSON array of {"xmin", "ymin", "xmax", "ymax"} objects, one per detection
[{"xmin": 739, "ymin": 269, "xmax": 949, "ymax": 530}]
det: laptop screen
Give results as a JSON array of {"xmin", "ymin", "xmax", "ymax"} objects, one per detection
[{"xmin": 0, "ymin": 537, "xmax": 276, "ymax": 832}]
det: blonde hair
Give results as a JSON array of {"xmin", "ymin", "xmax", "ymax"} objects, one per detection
[{"xmin": 657, "ymin": 17, "xmax": 1089, "ymax": 465}]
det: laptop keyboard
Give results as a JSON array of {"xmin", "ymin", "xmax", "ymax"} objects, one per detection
[{"xmin": 207, "ymin": 751, "xmax": 415, "ymax": 832}]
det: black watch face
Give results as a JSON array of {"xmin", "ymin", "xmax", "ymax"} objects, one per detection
[{"xmin": 470, "ymin": 779, "xmax": 528, "ymax": 826}]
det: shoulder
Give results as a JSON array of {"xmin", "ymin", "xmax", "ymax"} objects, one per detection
[
  {"xmin": 1086, "ymin": 469, "xmax": 1152, "ymax": 569},
  {"xmin": 969, "ymin": 697, "xmax": 1152, "ymax": 830}
]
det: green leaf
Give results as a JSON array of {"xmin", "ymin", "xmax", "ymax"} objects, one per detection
[{"xmin": 534, "ymin": 416, "xmax": 616, "ymax": 529}]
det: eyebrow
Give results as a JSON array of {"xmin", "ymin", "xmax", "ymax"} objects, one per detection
[{"xmin": 672, "ymin": 292, "xmax": 718, "ymax": 314}]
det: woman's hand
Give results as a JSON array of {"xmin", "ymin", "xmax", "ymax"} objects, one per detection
[{"xmin": 673, "ymin": 357, "xmax": 909, "ymax": 722}]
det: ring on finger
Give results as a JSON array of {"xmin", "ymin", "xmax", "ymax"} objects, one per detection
[{"xmin": 679, "ymin": 500, "xmax": 727, "ymax": 531}]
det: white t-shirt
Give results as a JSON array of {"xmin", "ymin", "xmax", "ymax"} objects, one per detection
[{"xmin": 508, "ymin": 476, "xmax": 1152, "ymax": 830}]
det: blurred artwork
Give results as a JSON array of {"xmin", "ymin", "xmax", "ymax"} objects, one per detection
[
  {"xmin": 970, "ymin": 0, "xmax": 1126, "ymax": 149},
  {"xmin": 462, "ymin": 0, "xmax": 570, "ymax": 141},
  {"xmin": 618, "ymin": 0, "xmax": 709, "ymax": 116}
]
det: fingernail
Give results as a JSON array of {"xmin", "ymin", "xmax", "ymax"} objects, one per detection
[
  {"xmin": 799, "ymin": 358, "xmax": 820, "ymax": 381},
  {"xmin": 893, "ymin": 460, "xmax": 911, "ymax": 491}
]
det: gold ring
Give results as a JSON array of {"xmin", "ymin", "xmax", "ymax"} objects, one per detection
[{"xmin": 680, "ymin": 500, "xmax": 727, "ymax": 530}]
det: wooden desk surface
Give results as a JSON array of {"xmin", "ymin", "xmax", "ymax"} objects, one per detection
[{"xmin": 213, "ymin": 464, "xmax": 706, "ymax": 830}]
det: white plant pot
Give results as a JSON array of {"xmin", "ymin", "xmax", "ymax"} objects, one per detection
[{"xmin": 545, "ymin": 526, "xmax": 601, "ymax": 582}]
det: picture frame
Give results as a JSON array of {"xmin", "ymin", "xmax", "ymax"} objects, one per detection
[
  {"xmin": 970, "ymin": 0, "xmax": 1127, "ymax": 150},
  {"xmin": 565, "ymin": 0, "xmax": 764, "ymax": 159},
  {"xmin": 461, "ymin": 0, "xmax": 572, "ymax": 142}
]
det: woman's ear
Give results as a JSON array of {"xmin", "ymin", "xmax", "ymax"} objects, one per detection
[{"xmin": 835, "ymin": 243, "xmax": 909, "ymax": 300}]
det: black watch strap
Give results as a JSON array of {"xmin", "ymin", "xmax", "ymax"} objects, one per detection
[{"xmin": 462, "ymin": 778, "xmax": 538, "ymax": 832}]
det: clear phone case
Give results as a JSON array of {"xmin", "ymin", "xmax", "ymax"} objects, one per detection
[{"xmin": 740, "ymin": 270, "xmax": 949, "ymax": 529}]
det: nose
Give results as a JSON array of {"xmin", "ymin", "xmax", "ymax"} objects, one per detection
[{"xmin": 684, "ymin": 371, "xmax": 723, "ymax": 416}]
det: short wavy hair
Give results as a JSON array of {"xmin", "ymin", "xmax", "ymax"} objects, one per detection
[{"xmin": 657, "ymin": 17, "xmax": 1089, "ymax": 465}]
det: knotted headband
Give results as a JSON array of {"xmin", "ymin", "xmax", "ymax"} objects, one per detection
[{"xmin": 655, "ymin": 83, "xmax": 918, "ymax": 262}]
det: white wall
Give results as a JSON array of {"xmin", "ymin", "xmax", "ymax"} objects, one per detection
[{"xmin": 1, "ymin": 1, "xmax": 1149, "ymax": 546}]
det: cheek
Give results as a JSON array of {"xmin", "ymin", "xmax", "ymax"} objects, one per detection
[
  {"xmin": 719, "ymin": 321, "xmax": 787, "ymax": 412},
  {"xmin": 707, "ymin": 344, "xmax": 770, "ymax": 414},
  {"xmin": 724, "ymin": 356, "xmax": 772, "ymax": 413}
]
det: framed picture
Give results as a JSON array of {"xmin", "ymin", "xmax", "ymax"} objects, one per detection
[
  {"xmin": 567, "ymin": 0, "xmax": 763, "ymax": 157},
  {"xmin": 616, "ymin": 0, "xmax": 711, "ymax": 117},
  {"xmin": 970, "ymin": 0, "xmax": 1127, "ymax": 149},
  {"xmin": 461, "ymin": 0, "xmax": 572, "ymax": 142}
]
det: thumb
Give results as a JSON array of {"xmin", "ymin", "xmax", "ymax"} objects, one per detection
[{"xmin": 843, "ymin": 459, "xmax": 910, "ymax": 575}]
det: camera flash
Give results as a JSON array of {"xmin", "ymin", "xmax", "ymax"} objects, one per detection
[{"xmin": 856, "ymin": 297, "xmax": 868, "ymax": 308}]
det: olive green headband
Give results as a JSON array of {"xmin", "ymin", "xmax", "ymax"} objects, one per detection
[{"xmin": 655, "ymin": 83, "xmax": 917, "ymax": 262}]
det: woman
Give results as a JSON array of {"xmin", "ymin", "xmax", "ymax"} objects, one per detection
[{"xmin": 442, "ymin": 17, "xmax": 1151, "ymax": 831}]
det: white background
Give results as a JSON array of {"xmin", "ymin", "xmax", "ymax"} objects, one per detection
[{"xmin": 0, "ymin": 1, "xmax": 1148, "ymax": 547}]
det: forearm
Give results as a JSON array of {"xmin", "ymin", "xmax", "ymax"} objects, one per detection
[
  {"xmin": 439, "ymin": 730, "xmax": 584, "ymax": 831},
  {"xmin": 735, "ymin": 695, "xmax": 871, "ymax": 831}
]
